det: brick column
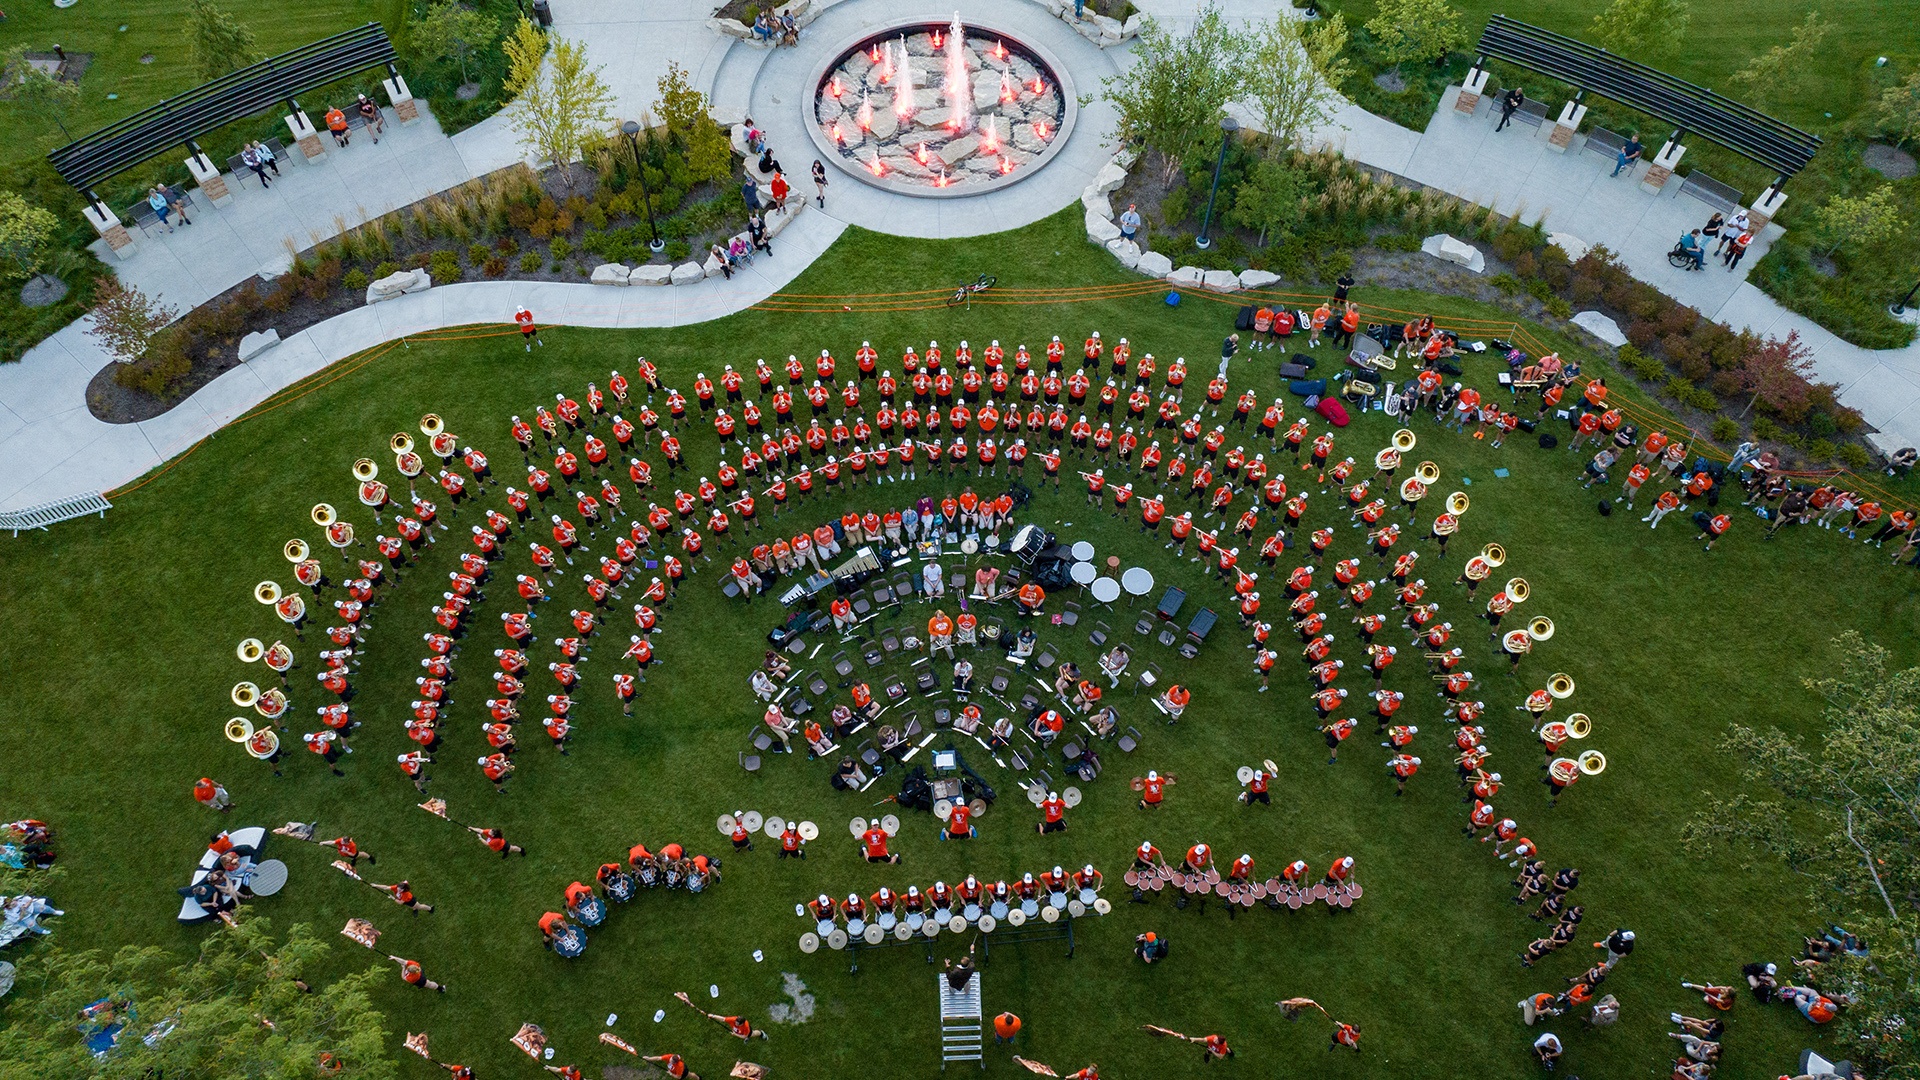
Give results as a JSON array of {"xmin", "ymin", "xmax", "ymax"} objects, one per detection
[
  {"xmin": 82, "ymin": 202, "xmax": 136, "ymax": 260},
  {"xmin": 1748, "ymin": 186, "xmax": 1788, "ymax": 231},
  {"xmin": 1455, "ymin": 67, "xmax": 1491, "ymax": 115},
  {"xmin": 1546, "ymin": 102, "xmax": 1586, "ymax": 153},
  {"xmin": 286, "ymin": 109, "xmax": 326, "ymax": 164},
  {"xmin": 384, "ymin": 74, "xmax": 420, "ymax": 124},
  {"xmin": 1640, "ymin": 138, "xmax": 1685, "ymax": 195},
  {"xmin": 185, "ymin": 152, "xmax": 233, "ymax": 207}
]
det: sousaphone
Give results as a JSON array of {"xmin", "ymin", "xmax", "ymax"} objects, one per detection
[
  {"xmin": 1505, "ymin": 577, "xmax": 1529, "ymax": 604},
  {"xmin": 254, "ymin": 581, "xmax": 282, "ymax": 605},
  {"xmin": 1446, "ymin": 491, "xmax": 1470, "ymax": 516},
  {"xmin": 311, "ymin": 503, "xmax": 337, "ymax": 526},
  {"xmin": 1414, "ymin": 460, "xmax": 1441, "ymax": 484},
  {"xmin": 283, "ymin": 539, "xmax": 309, "ymax": 563},
  {"xmin": 1566, "ymin": 713, "xmax": 1591, "ymax": 739},
  {"xmin": 352, "ymin": 458, "xmax": 379, "ymax": 481},
  {"xmin": 1391, "ymin": 428, "xmax": 1417, "ymax": 452},
  {"xmin": 420, "ymin": 414, "xmax": 445, "ymax": 437},
  {"xmin": 236, "ymin": 638, "xmax": 265, "ymax": 663},
  {"xmin": 225, "ymin": 717, "xmax": 255, "ymax": 743},
  {"xmin": 1527, "ymin": 616, "xmax": 1554, "ymax": 641},
  {"xmin": 1547, "ymin": 672, "xmax": 1576, "ymax": 699},
  {"xmin": 1577, "ymin": 750, "xmax": 1607, "ymax": 775},
  {"xmin": 231, "ymin": 681, "xmax": 260, "ymax": 707},
  {"xmin": 1480, "ymin": 542, "xmax": 1506, "ymax": 568},
  {"xmin": 391, "ymin": 432, "xmax": 415, "ymax": 455}
]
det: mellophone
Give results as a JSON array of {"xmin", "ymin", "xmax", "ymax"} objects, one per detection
[
  {"xmin": 796, "ymin": 877, "xmax": 1112, "ymax": 953},
  {"xmin": 1121, "ymin": 864, "xmax": 1363, "ymax": 910}
]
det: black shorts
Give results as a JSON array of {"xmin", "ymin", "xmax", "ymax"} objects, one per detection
[
  {"xmin": 1040, "ymin": 819, "xmax": 1066, "ymax": 833},
  {"xmin": 1325, "ymin": 731, "xmax": 1344, "ymax": 749},
  {"xmin": 1245, "ymin": 789, "xmax": 1271, "ymax": 804},
  {"xmin": 778, "ymin": 847, "xmax": 804, "ymax": 858}
]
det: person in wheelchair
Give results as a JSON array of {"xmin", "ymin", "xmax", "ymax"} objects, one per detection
[{"xmin": 1674, "ymin": 229, "xmax": 1706, "ymax": 271}]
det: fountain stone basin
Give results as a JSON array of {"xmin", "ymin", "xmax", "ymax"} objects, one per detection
[{"xmin": 807, "ymin": 18, "xmax": 1076, "ymax": 197}]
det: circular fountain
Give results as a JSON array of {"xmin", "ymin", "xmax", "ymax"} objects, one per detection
[{"xmin": 806, "ymin": 14, "xmax": 1077, "ymax": 197}]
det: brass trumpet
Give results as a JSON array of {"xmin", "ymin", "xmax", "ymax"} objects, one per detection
[
  {"xmin": 231, "ymin": 681, "xmax": 260, "ymax": 707},
  {"xmin": 1577, "ymin": 750, "xmax": 1607, "ymax": 775},
  {"xmin": 1506, "ymin": 577, "xmax": 1530, "ymax": 603},
  {"xmin": 1415, "ymin": 460, "xmax": 1441, "ymax": 485},
  {"xmin": 352, "ymin": 457, "xmax": 379, "ymax": 481},
  {"xmin": 311, "ymin": 503, "xmax": 337, "ymax": 526},
  {"xmin": 420, "ymin": 413, "xmax": 445, "ymax": 436},
  {"xmin": 391, "ymin": 432, "xmax": 415, "ymax": 454},
  {"xmin": 1391, "ymin": 428, "xmax": 1417, "ymax": 452},
  {"xmin": 283, "ymin": 538, "xmax": 309, "ymax": 563},
  {"xmin": 1447, "ymin": 491, "xmax": 1470, "ymax": 516},
  {"xmin": 1567, "ymin": 713, "xmax": 1591, "ymax": 739},
  {"xmin": 254, "ymin": 580, "xmax": 282, "ymax": 605},
  {"xmin": 1547, "ymin": 672, "xmax": 1576, "ymax": 699},
  {"xmin": 1481, "ymin": 542, "xmax": 1506, "ymax": 568},
  {"xmin": 236, "ymin": 638, "xmax": 265, "ymax": 663},
  {"xmin": 1527, "ymin": 615, "xmax": 1554, "ymax": 641},
  {"xmin": 225, "ymin": 717, "xmax": 255, "ymax": 743}
]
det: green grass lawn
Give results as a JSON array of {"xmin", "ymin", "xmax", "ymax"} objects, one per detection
[
  {"xmin": 4, "ymin": 210, "xmax": 1918, "ymax": 1079},
  {"xmin": 0, "ymin": 0, "xmax": 402, "ymax": 172}
]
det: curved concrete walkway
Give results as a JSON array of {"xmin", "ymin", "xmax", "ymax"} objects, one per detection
[{"xmin": 5, "ymin": 0, "xmax": 1918, "ymax": 515}]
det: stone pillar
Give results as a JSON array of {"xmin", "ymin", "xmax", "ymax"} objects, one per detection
[
  {"xmin": 286, "ymin": 109, "xmax": 326, "ymax": 164},
  {"xmin": 1547, "ymin": 102, "xmax": 1587, "ymax": 153},
  {"xmin": 1640, "ymin": 138, "xmax": 1685, "ymax": 195},
  {"xmin": 1749, "ymin": 186, "xmax": 1788, "ymax": 231},
  {"xmin": 185, "ymin": 152, "xmax": 232, "ymax": 207},
  {"xmin": 384, "ymin": 74, "xmax": 420, "ymax": 124},
  {"xmin": 1455, "ymin": 67, "xmax": 1491, "ymax": 115},
  {"xmin": 83, "ymin": 202, "xmax": 136, "ymax": 260}
]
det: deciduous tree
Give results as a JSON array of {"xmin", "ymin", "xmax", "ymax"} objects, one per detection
[
  {"xmin": 411, "ymin": 1, "xmax": 499, "ymax": 88},
  {"xmin": 1587, "ymin": 0, "xmax": 1691, "ymax": 58},
  {"xmin": 1877, "ymin": 70, "xmax": 1920, "ymax": 148},
  {"xmin": 188, "ymin": 0, "xmax": 260, "ymax": 83},
  {"xmin": 1364, "ymin": 0, "xmax": 1467, "ymax": 69},
  {"xmin": 1244, "ymin": 14, "xmax": 1352, "ymax": 154},
  {"xmin": 1681, "ymin": 632, "xmax": 1920, "ymax": 1078},
  {"xmin": 1098, "ymin": 6, "xmax": 1249, "ymax": 184},
  {"xmin": 1, "ymin": 46, "xmax": 82, "ymax": 141},
  {"xmin": 1229, "ymin": 159, "xmax": 1311, "ymax": 246},
  {"xmin": 0, "ymin": 191, "xmax": 60, "ymax": 284},
  {"xmin": 1731, "ymin": 329, "xmax": 1815, "ymax": 419},
  {"xmin": 654, "ymin": 61, "xmax": 734, "ymax": 186},
  {"xmin": 87, "ymin": 278, "xmax": 178, "ymax": 365},
  {"xmin": 1813, "ymin": 186, "xmax": 1906, "ymax": 258},
  {"xmin": 502, "ymin": 17, "xmax": 615, "ymax": 187},
  {"xmin": 1729, "ymin": 11, "xmax": 1829, "ymax": 106}
]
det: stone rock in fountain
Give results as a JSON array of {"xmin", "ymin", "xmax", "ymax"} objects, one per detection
[
  {"xmin": 897, "ymin": 130, "xmax": 942, "ymax": 153},
  {"xmin": 973, "ymin": 71, "xmax": 1004, "ymax": 113},
  {"xmin": 906, "ymin": 33, "xmax": 934, "ymax": 56},
  {"xmin": 817, "ymin": 96, "xmax": 844, "ymax": 123},
  {"xmin": 868, "ymin": 108, "xmax": 899, "ymax": 140},
  {"xmin": 1012, "ymin": 123, "xmax": 1048, "ymax": 155},
  {"xmin": 844, "ymin": 52, "xmax": 873, "ymax": 80},
  {"xmin": 940, "ymin": 136, "xmax": 981, "ymax": 167},
  {"xmin": 884, "ymin": 154, "xmax": 934, "ymax": 180},
  {"xmin": 915, "ymin": 107, "xmax": 953, "ymax": 130}
]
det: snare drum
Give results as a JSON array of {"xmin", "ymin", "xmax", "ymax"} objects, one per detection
[
  {"xmin": 877, "ymin": 912, "xmax": 897, "ymax": 931},
  {"xmin": 1021, "ymin": 898, "xmax": 1039, "ymax": 917},
  {"xmin": 907, "ymin": 912, "xmax": 926, "ymax": 931},
  {"xmin": 990, "ymin": 901, "xmax": 1009, "ymax": 920},
  {"xmin": 1047, "ymin": 890, "xmax": 1068, "ymax": 910},
  {"xmin": 962, "ymin": 903, "xmax": 981, "ymax": 923},
  {"xmin": 816, "ymin": 918, "xmax": 837, "ymax": 937},
  {"xmin": 931, "ymin": 906, "xmax": 953, "ymax": 925},
  {"xmin": 846, "ymin": 918, "xmax": 867, "ymax": 937},
  {"xmin": 1078, "ymin": 887, "xmax": 1097, "ymax": 906}
]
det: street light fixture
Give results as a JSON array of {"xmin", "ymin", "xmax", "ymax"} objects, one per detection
[
  {"xmin": 1196, "ymin": 115, "xmax": 1239, "ymax": 251},
  {"xmin": 1892, "ymin": 278, "xmax": 1920, "ymax": 318},
  {"xmin": 621, "ymin": 119, "xmax": 665, "ymax": 254}
]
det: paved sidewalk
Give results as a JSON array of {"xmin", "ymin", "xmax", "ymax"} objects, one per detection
[{"xmin": 0, "ymin": 210, "xmax": 846, "ymax": 512}]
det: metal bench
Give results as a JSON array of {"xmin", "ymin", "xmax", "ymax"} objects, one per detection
[
  {"xmin": 1679, "ymin": 171, "xmax": 1744, "ymax": 215},
  {"xmin": 1489, "ymin": 90, "xmax": 1550, "ymax": 128},
  {"xmin": 225, "ymin": 137, "xmax": 288, "ymax": 188},
  {"xmin": 1583, "ymin": 126, "xmax": 1625, "ymax": 160},
  {"xmin": 2, "ymin": 491, "xmax": 111, "ymax": 535}
]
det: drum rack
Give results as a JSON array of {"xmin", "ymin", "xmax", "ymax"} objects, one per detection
[
  {"xmin": 839, "ymin": 915, "xmax": 1080, "ymax": 975},
  {"xmin": 843, "ymin": 930, "xmax": 936, "ymax": 975}
]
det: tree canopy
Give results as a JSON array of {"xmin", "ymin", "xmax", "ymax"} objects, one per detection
[{"xmin": 1098, "ymin": 5, "xmax": 1249, "ymax": 183}]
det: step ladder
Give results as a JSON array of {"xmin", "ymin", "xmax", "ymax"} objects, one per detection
[{"xmin": 937, "ymin": 970, "xmax": 984, "ymax": 1069}]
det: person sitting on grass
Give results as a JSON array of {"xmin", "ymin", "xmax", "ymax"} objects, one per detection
[{"xmin": 1134, "ymin": 931, "xmax": 1169, "ymax": 964}]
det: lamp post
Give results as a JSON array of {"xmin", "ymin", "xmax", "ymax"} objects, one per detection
[
  {"xmin": 621, "ymin": 119, "xmax": 665, "ymax": 254},
  {"xmin": 1195, "ymin": 115, "xmax": 1238, "ymax": 250},
  {"xmin": 1892, "ymin": 279, "xmax": 1920, "ymax": 318}
]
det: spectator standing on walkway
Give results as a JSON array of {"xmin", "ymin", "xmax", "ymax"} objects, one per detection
[
  {"xmin": 1119, "ymin": 204, "xmax": 1142, "ymax": 243},
  {"xmin": 812, "ymin": 159, "xmax": 828, "ymax": 207},
  {"xmin": 1715, "ymin": 210, "xmax": 1749, "ymax": 255},
  {"xmin": 1723, "ymin": 230, "xmax": 1753, "ymax": 271},
  {"xmin": 1610, "ymin": 133, "xmax": 1641, "ymax": 177},
  {"xmin": 1495, "ymin": 87, "xmax": 1524, "ymax": 132}
]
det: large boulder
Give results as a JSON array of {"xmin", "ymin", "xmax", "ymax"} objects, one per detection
[
  {"xmin": 1081, "ymin": 186, "xmax": 1112, "ymax": 218},
  {"xmin": 590, "ymin": 263, "xmax": 632, "ymax": 286},
  {"xmin": 1086, "ymin": 210, "xmax": 1122, "ymax": 245},
  {"xmin": 1420, "ymin": 233, "xmax": 1486, "ymax": 274},
  {"xmin": 1201, "ymin": 269, "xmax": 1242, "ymax": 293},
  {"xmin": 670, "ymin": 262, "xmax": 706, "ymax": 285},
  {"xmin": 1547, "ymin": 231, "xmax": 1591, "ymax": 262},
  {"xmin": 704, "ymin": 254, "xmax": 728, "ymax": 278},
  {"xmin": 1106, "ymin": 238, "xmax": 1141, "ymax": 270},
  {"xmin": 709, "ymin": 17, "xmax": 753, "ymax": 40},
  {"xmin": 1091, "ymin": 161, "xmax": 1127, "ymax": 194},
  {"xmin": 1238, "ymin": 269, "xmax": 1282, "ymax": 290},
  {"xmin": 1167, "ymin": 265, "xmax": 1205, "ymax": 288},
  {"xmin": 1571, "ymin": 310, "xmax": 1628, "ymax": 347},
  {"xmin": 1138, "ymin": 251, "xmax": 1174, "ymax": 277},
  {"xmin": 366, "ymin": 268, "xmax": 429, "ymax": 304},
  {"xmin": 630, "ymin": 264, "xmax": 673, "ymax": 286},
  {"xmin": 237, "ymin": 329, "xmax": 280, "ymax": 361}
]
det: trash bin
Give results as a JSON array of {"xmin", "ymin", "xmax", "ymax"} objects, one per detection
[{"xmin": 532, "ymin": 0, "xmax": 553, "ymax": 26}]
